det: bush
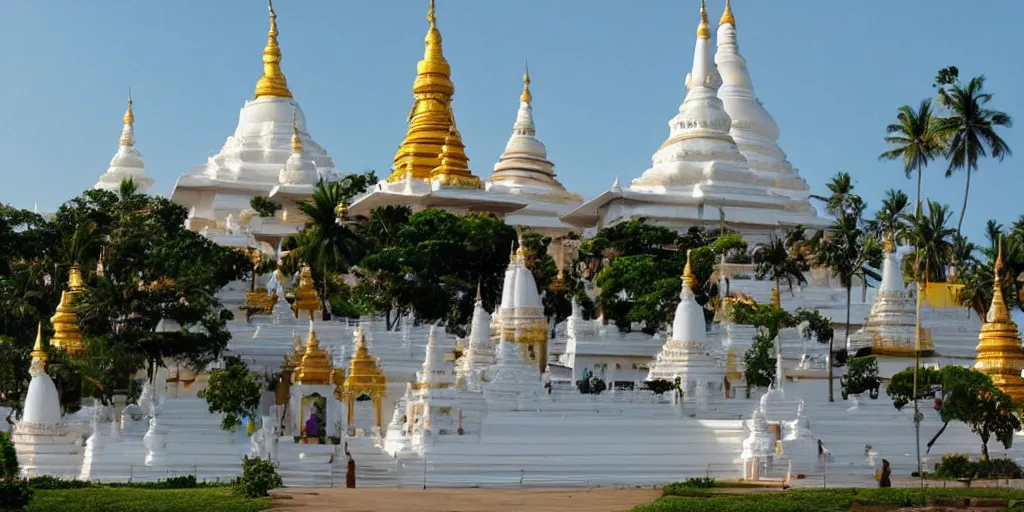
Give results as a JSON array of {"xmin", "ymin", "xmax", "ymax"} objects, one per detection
[
  {"xmin": 238, "ymin": 456, "xmax": 282, "ymax": 498},
  {"xmin": 27, "ymin": 476, "xmax": 94, "ymax": 490},
  {"xmin": 840, "ymin": 356, "xmax": 880, "ymax": 400},
  {"xmin": 0, "ymin": 432, "xmax": 18, "ymax": 480},
  {"xmin": 662, "ymin": 478, "xmax": 718, "ymax": 496},
  {"xmin": 973, "ymin": 458, "xmax": 1023, "ymax": 479},
  {"xmin": 682, "ymin": 477, "xmax": 717, "ymax": 488},
  {"xmin": 935, "ymin": 454, "xmax": 974, "ymax": 480},
  {"xmin": 0, "ymin": 479, "xmax": 33, "ymax": 511}
]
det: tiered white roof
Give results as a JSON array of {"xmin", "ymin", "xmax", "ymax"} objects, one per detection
[
  {"xmin": 487, "ymin": 65, "xmax": 583, "ymax": 235},
  {"xmin": 417, "ymin": 326, "xmax": 457, "ymax": 390},
  {"xmin": 714, "ymin": 8, "xmax": 817, "ymax": 211},
  {"xmin": 94, "ymin": 93, "xmax": 154, "ymax": 195},
  {"xmin": 562, "ymin": 1, "xmax": 829, "ymax": 240},
  {"xmin": 647, "ymin": 251, "xmax": 724, "ymax": 391}
]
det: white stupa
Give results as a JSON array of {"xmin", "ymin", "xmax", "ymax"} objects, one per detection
[
  {"xmin": 647, "ymin": 250, "xmax": 724, "ymax": 398},
  {"xmin": 494, "ymin": 241, "xmax": 549, "ymax": 372},
  {"xmin": 848, "ymin": 235, "xmax": 924, "ymax": 356},
  {"xmin": 483, "ymin": 338, "xmax": 542, "ymax": 411},
  {"xmin": 12, "ymin": 324, "xmax": 84, "ymax": 478},
  {"xmin": 456, "ymin": 285, "xmax": 496, "ymax": 391},
  {"xmin": 170, "ymin": 1, "xmax": 340, "ymax": 246},
  {"xmin": 486, "ymin": 64, "xmax": 583, "ymax": 237},
  {"xmin": 94, "ymin": 92, "xmax": 155, "ymax": 195},
  {"xmin": 562, "ymin": 1, "xmax": 828, "ymax": 242}
]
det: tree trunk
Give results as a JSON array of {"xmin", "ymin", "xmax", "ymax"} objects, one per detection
[
  {"xmin": 981, "ymin": 431, "xmax": 990, "ymax": 461},
  {"xmin": 956, "ymin": 167, "xmax": 971, "ymax": 236}
]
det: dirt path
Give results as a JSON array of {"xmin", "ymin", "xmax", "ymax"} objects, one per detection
[{"xmin": 269, "ymin": 487, "xmax": 661, "ymax": 512}]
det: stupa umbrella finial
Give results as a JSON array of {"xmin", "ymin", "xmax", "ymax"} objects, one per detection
[
  {"xmin": 124, "ymin": 87, "xmax": 134, "ymax": 126},
  {"xmin": 720, "ymin": 0, "xmax": 735, "ymax": 28},
  {"xmin": 291, "ymin": 110, "xmax": 303, "ymax": 154},
  {"xmin": 697, "ymin": 0, "xmax": 711, "ymax": 39},
  {"xmin": 521, "ymin": 59, "xmax": 532, "ymax": 104},
  {"xmin": 254, "ymin": 0, "xmax": 292, "ymax": 99}
]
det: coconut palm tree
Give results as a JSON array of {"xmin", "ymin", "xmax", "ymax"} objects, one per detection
[
  {"xmin": 868, "ymin": 189, "xmax": 911, "ymax": 242},
  {"xmin": 811, "ymin": 202, "xmax": 882, "ymax": 402},
  {"xmin": 935, "ymin": 76, "xmax": 1014, "ymax": 235},
  {"xmin": 879, "ymin": 100, "xmax": 945, "ymax": 221},
  {"xmin": 812, "ymin": 172, "xmax": 863, "ymax": 217},
  {"xmin": 754, "ymin": 236, "xmax": 808, "ymax": 300},
  {"xmin": 905, "ymin": 200, "xmax": 957, "ymax": 284}
]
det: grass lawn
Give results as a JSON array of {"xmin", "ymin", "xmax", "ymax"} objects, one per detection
[
  {"xmin": 634, "ymin": 487, "xmax": 1024, "ymax": 512},
  {"xmin": 28, "ymin": 486, "xmax": 271, "ymax": 512}
]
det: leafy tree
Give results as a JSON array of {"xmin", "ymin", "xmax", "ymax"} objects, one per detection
[
  {"xmin": 935, "ymin": 74, "xmax": 1014, "ymax": 235},
  {"xmin": 198, "ymin": 356, "xmax": 262, "ymax": 432},
  {"xmin": 517, "ymin": 230, "xmax": 581, "ymax": 326},
  {"xmin": 840, "ymin": 356, "xmax": 880, "ymax": 400},
  {"xmin": 867, "ymin": 189, "xmax": 912, "ymax": 243},
  {"xmin": 811, "ymin": 190, "xmax": 882, "ymax": 402},
  {"xmin": 888, "ymin": 365, "xmax": 1021, "ymax": 460},
  {"xmin": 249, "ymin": 196, "xmax": 282, "ymax": 218},
  {"xmin": 904, "ymin": 200, "xmax": 957, "ymax": 283},
  {"xmin": 754, "ymin": 235, "xmax": 808, "ymax": 299},
  {"xmin": 743, "ymin": 328, "xmax": 776, "ymax": 398}
]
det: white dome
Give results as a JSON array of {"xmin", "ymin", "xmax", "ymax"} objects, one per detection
[
  {"xmin": 22, "ymin": 374, "xmax": 62, "ymax": 426},
  {"xmin": 671, "ymin": 283, "xmax": 706, "ymax": 343},
  {"xmin": 512, "ymin": 265, "xmax": 542, "ymax": 310},
  {"xmin": 238, "ymin": 96, "xmax": 309, "ymax": 132}
]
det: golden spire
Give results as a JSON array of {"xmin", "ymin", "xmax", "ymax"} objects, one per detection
[
  {"xmin": 291, "ymin": 264, "xmax": 320, "ymax": 320},
  {"xmin": 429, "ymin": 120, "xmax": 483, "ymax": 189},
  {"xmin": 123, "ymin": 88, "xmax": 134, "ymax": 126},
  {"xmin": 520, "ymin": 59, "xmax": 532, "ymax": 103},
  {"xmin": 719, "ymin": 0, "xmax": 735, "ymax": 28},
  {"xmin": 295, "ymin": 321, "xmax": 333, "ymax": 385},
  {"xmin": 30, "ymin": 322, "xmax": 48, "ymax": 374},
  {"xmin": 291, "ymin": 111, "xmax": 303, "ymax": 153},
  {"xmin": 682, "ymin": 249, "xmax": 696, "ymax": 290},
  {"xmin": 96, "ymin": 247, "xmax": 105, "ymax": 278},
  {"xmin": 388, "ymin": 0, "xmax": 457, "ymax": 182},
  {"xmin": 697, "ymin": 0, "xmax": 711, "ymax": 40},
  {"xmin": 883, "ymin": 233, "xmax": 895, "ymax": 254},
  {"xmin": 974, "ymin": 236, "xmax": 1024, "ymax": 402},
  {"xmin": 50, "ymin": 291, "xmax": 84, "ymax": 355},
  {"xmin": 343, "ymin": 326, "xmax": 388, "ymax": 397},
  {"xmin": 253, "ymin": 0, "xmax": 293, "ymax": 99},
  {"xmin": 68, "ymin": 265, "xmax": 84, "ymax": 293}
]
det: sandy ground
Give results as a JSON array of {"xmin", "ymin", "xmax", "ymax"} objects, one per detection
[{"xmin": 268, "ymin": 487, "xmax": 662, "ymax": 512}]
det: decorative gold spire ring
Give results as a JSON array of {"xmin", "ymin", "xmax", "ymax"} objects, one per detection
[
  {"xmin": 291, "ymin": 111, "xmax": 303, "ymax": 153},
  {"xmin": 719, "ymin": 0, "xmax": 735, "ymax": 28},
  {"xmin": 697, "ymin": 0, "xmax": 711, "ymax": 40},
  {"xmin": 521, "ymin": 59, "xmax": 532, "ymax": 103},
  {"xmin": 254, "ymin": 0, "xmax": 293, "ymax": 99},
  {"xmin": 123, "ymin": 88, "xmax": 134, "ymax": 126}
]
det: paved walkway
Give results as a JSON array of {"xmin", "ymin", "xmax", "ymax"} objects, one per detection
[{"xmin": 269, "ymin": 488, "xmax": 662, "ymax": 512}]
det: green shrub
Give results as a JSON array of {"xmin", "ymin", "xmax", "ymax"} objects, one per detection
[
  {"xmin": 935, "ymin": 454, "xmax": 974, "ymax": 480},
  {"xmin": 683, "ymin": 477, "xmax": 717, "ymax": 488},
  {"xmin": 237, "ymin": 456, "xmax": 282, "ymax": 498},
  {"xmin": 27, "ymin": 476, "xmax": 94, "ymax": 490},
  {"xmin": 0, "ymin": 479, "xmax": 33, "ymax": 511},
  {"xmin": 974, "ymin": 458, "xmax": 1024, "ymax": 479},
  {"xmin": 0, "ymin": 432, "xmax": 19, "ymax": 480}
]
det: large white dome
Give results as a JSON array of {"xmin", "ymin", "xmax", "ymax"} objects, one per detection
[{"xmin": 22, "ymin": 374, "xmax": 61, "ymax": 426}]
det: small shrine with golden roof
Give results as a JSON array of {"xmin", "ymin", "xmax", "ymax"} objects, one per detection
[
  {"xmin": 286, "ymin": 320, "xmax": 346, "ymax": 442},
  {"xmin": 50, "ymin": 266, "xmax": 85, "ymax": 355},
  {"xmin": 974, "ymin": 240, "xmax": 1024, "ymax": 402},
  {"xmin": 338, "ymin": 325, "xmax": 388, "ymax": 434}
]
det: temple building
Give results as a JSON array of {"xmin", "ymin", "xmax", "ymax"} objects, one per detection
[
  {"xmin": 170, "ymin": 1, "xmax": 341, "ymax": 247},
  {"xmin": 561, "ymin": 1, "xmax": 828, "ymax": 242},
  {"xmin": 94, "ymin": 92, "xmax": 154, "ymax": 195},
  {"xmin": 974, "ymin": 242, "xmax": 1024, "ymax": 402}
]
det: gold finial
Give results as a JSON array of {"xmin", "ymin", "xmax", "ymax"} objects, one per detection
[
  {"xmin": 291, "ymin": 111, "xmax": 303, "ymax": 153},
  {"xmin": 719, "ymin": 0, "xmax": 735, "ymax": 28},
  {"xmin": 388, "ymin": 0, "xmax": 456, "ymax": 182},
  {"xmin": 68, "ymin": 265, "xmax": 84, "ymax": 293},
  {"xmin": 429, "ymin": 121, "xmax": 483, "ymax": 189},
  {"xmin": 697, "ymin": 0, "xmax": 711, "ymax": 40},
  {"xmin": 123, "ymin": 88, "xmax": 134, "ymax": 126},
  {"xmin": 988, "ymin": 237, "xmax": 1010, "ymax": 324},
  {"xmin": 295, "ymin": 321, "xmax": 333, "ymax": 385},
  {"xmin": 254, "ymin": 0, "xmax": 293, "ymax": 99},
  {"xmin": 520, "ymin": 59, "xmax": 532, "ymax": 103},
  {"xmin": 682, "ymin": 249, "xmax": 696, "ymax": 289},
  {"xmin": 883, "ymin": 233, "xmax": 895, "ymax": 254},
  {"xmin": 30, "ymin": 322, "xmax": 48, "ymax": 373}
]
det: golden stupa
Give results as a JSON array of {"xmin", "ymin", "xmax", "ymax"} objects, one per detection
[
  {"xmin": 253, "ymin": 0, "xmax": 292, "ymax": 99},
  {"xmin": 50, "ymin": 266, "xmax": 84, "ymax": 354},
  {"xmin": 389, "ymin": 0, "xmax": 467, "ymax": 182},
  {"xmin": 696, "ymin": 0, "xmax": 711, "ymax": 40},
  {"xmin": 428, "ymin": 121, "xmax": 483, "ymax": 189},
  {"xmin": 973, "ymin": 239, "xmax": 1024, "ymax": 402},
  {"xmin": 291, "ymin": 264, "xmax": 320, "ymax": 320},
  {"xmin": 719, "ymin": 0, "xmax": 735, "ymax": 28},
  {"xmin": 294, "ymin": 323, "xmax": 333, "ymax": 385}
]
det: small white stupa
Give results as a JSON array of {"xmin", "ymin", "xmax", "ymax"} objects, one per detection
[
  {"xmin": 456, "ymin": 284, "xmax": 496, "ymax": 391},
  {"xmin": 409, "ymin": 326, "xmax": 461, "ymax": 443},
  {"xmin": 484, "ymin": 337, "xmax": 542, "ymax": 412},
  {"xmin": 94, "ymin": 91, "xmax": 155, "ymax": 194},
  {"xmin": 12, "ymin": 324, "xmax": 84, "ymax": 478}
]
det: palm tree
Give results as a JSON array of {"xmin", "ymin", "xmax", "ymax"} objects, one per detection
[
  {"xmin": 754, "ymin": 236, "xmax": 808, "ymax": 300},
  {"xmin": 812, "ymin": 203, "xmax": 882, "ymax": 402},
  {"xmin": 905, "ymin": 200, "xmax": 957, "ymax": 283},
  {"xmin": 879, "ymin": 100, "xmax": 945, "ymax": 219},
  {"xmin": 868, "ymin": 189, "xmax": 911, "ymax": 242},
  {"xmin": 935, "ymin": 76, "xmax": 1014, "ymax": 235},
  {"xmin": 813, "ymin": 172, "xmax": 862, "ymax": 217}
]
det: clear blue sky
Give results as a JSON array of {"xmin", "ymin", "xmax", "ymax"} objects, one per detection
[{"xmin": 2, "ymin": 0, "xmax": 1021, "ymax": 244}]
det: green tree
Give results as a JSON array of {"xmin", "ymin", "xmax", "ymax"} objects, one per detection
[
  {"xmin": 904, "ymin": 200, "xmax": 957, "ymax": 283},
  {"xmin": 249, "ymin": 196, "xmax": 282, "ymax": 218},
  {"xmin": 754, "ymin": 235, "xmax": 808, "ymax": 300},
  {"xmin": 868, "ymin": 189, "xmax": 912, "ymax": 243},
  {"xmin": 888, "ymin": 365, "xmax": 1021, "ymax": 460},
  {"xmin": 879, "ymin": 99, "xmax": 945, "ymax": 223},
  {"xmin": 811, "ymin": 189, "xmax": 882, "ymax": 402},
  {"xmin": 199, "ymin": 356, "xmax": 263, "ymax": 432},
  {"xmin": 743, "ymin": 329, "xmax": 776, "ymax": 398},
  {"xmin": 935, "ymin": 75, "xmax": 1014, "ymax": 235}
]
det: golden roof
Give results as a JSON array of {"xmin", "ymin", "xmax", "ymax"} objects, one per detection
[
  {"xmin": 697, "ymin": 0, "xmax": 711, "ymax": 40},
  {"xmin": 50, "ymin": 291, "xmax": 84, "ymax": 355},
  {"xmin": 343, "ymin": 326, "xmax": 387, "ymax": 397},
  {"xmin": 292, "ymin": 264, "xmax": 320, "ymax": 320},
  {"xmin": 429, "ymin": 122, "xmax": 483, "ymax": 189},
  {"xmin": 295, "ymin": 323, "xmax": 333, "ymax": 385},
  {"xmin": 520, "ymin": 60, "xmax": 532, "ymax": 104},
  {"xmin": 974, "ymin": 239, "xmax": 1024, "ymax": 402},
  {"xmin": 388, "ymin": 0, "xmax": 457, "ymax": 182},
  {"xmin": 291, "ymin": 111, "xmax": 303, "ymax": 154},
  {"xmin": 719, "ymin": 0, "xmax": 735, "ymax": 28},
  {"xmin": 253, "ymin": 0, "xmax": 293, "ymax": 99},
  {"xmin": 30, "ymin": 322, "xmax": 48, "ymax": 372},
  {"xmin": 681, "ymin": 249, "xmax": 696, "ymax": 290}
]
